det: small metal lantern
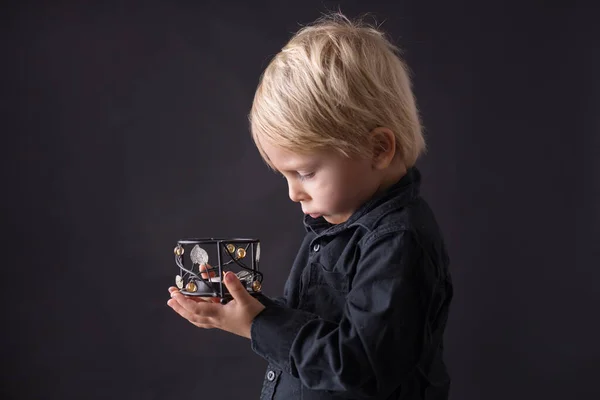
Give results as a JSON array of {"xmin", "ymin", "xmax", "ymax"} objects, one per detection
[{"xmin": 173, "ymin": 238, "xmax": 262, "ymax": 304}]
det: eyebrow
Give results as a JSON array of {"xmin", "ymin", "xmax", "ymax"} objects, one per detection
[
  {"xmin": 279, "ymin": 156, "xmax": 320, "ymax": 171},
  {"xmin": 278, "ymin": 162, "xmax": 317, "ymax": 173}
]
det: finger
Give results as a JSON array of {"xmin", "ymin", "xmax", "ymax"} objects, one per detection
[
  {"xmin": 187, "ymin": 295, "xmax": 221, "ymax": 304},
  {"xmin": 200, "ymin": 263, "xmax": 218, "ymax": 279},
  {"xmin": 169, "ymin": 287, "xmax": 219, "ymax": 303},
  {"xmin": 170, "ymin": 291, "xmax": 220, "ymax": 317},
  {"xmin": 223, "ymin": 271, "xmax": 250, "ymax": 304}
]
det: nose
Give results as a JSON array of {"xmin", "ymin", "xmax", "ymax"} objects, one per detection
[{"xmin": 288, "ymin": 180, "xmax": 306, "ymax": 203}]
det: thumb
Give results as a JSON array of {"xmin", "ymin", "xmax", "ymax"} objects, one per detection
[{"xmin": 223, "ymin": 271, "xmax": 250, "ymax": 303}]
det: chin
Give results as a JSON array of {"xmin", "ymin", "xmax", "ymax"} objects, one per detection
[{"xmin": 323, "ymin": 215, "xmax": 350, "ymax": 225}]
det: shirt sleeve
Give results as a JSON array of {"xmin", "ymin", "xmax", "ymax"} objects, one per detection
[{"xmin": 250, "ymin": 230, "xmax": 436, "ymax": 398}]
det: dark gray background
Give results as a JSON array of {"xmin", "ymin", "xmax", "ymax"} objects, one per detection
[{"xmin": 2, "ymin": 1, "xmax": 599, "ymax": 399}]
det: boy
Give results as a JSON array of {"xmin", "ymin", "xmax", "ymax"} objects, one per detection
[{"xmin": 168, "ymin": 12, "xmax": 453, "ymax": 400}]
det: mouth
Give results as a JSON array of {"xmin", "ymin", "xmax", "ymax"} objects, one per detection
[{"xmin": 306, "ymin": 213, "xmax": 322, "ymax": 219}]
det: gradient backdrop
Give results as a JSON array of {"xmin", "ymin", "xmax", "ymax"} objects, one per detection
[{"xmin": 2, "ymin": 1, "xmax": 599, "ymax": 399}]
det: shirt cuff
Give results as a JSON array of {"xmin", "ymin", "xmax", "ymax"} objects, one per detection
[{"xmin": 254, "ymin": 294, "xmax": 286, "ymax": 307}]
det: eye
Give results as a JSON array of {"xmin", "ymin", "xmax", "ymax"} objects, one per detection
[{"xmin": 297, "ymin": 172, "xmax": 315, "ymax": 181}]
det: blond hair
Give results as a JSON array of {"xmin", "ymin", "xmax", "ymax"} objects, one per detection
[{"xmin": 249, "ymin": 13, "xmax": 425, "ymax": 168}]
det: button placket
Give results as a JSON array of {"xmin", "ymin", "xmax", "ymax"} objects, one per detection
[{"xmin": 260, "ymin": 367, "xmax": 280, "ymax": 400}]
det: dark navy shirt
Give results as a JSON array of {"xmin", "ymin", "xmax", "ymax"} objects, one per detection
[{"xmin": 251, "ymin": 167, "xmax": 453, "ymax": 399}]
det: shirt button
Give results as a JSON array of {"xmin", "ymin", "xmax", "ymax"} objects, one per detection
[
  {"xmin": 313, "ymin": 243, "xmax": 320, "ymax": 252},
  {"xmin": 267, "ymin": 370, "xmax": 275, "ymax": 381}
]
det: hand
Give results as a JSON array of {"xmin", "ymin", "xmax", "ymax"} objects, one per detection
[{"xmin": 167, "ymin": 268, "xmax": 265, "ymax": 339}]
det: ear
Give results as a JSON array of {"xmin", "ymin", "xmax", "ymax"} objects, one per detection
[{"xmin": 369, "ymin": 127, "xmax": 397, "ymax": 170}]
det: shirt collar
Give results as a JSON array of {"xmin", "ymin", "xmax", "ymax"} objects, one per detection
[{"xmin": 303, "ymin": 167, "xmax": 422, "ymax": 235}]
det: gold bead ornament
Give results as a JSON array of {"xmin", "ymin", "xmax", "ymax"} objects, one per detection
[
  {"xmin": 185, "ymin": 281, "xmax": 197, "ymax": 292},
  {"xmin": 236, "ymin": 248, "xmax": 246, "ymax": 259}
]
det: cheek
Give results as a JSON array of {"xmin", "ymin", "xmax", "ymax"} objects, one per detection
[{"xmin": 313, "ymin": 179, "xmax": 350, "ymax": 209}]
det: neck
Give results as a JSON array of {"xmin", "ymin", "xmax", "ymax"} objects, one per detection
[{"xmin": 377, "ymin": 157, "xmax": 408, "ymax": 193}]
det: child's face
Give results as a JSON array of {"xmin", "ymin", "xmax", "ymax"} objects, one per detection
[{"xmin": 260, "ymin": 139, "xmax": 381, "ymax": 225}]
